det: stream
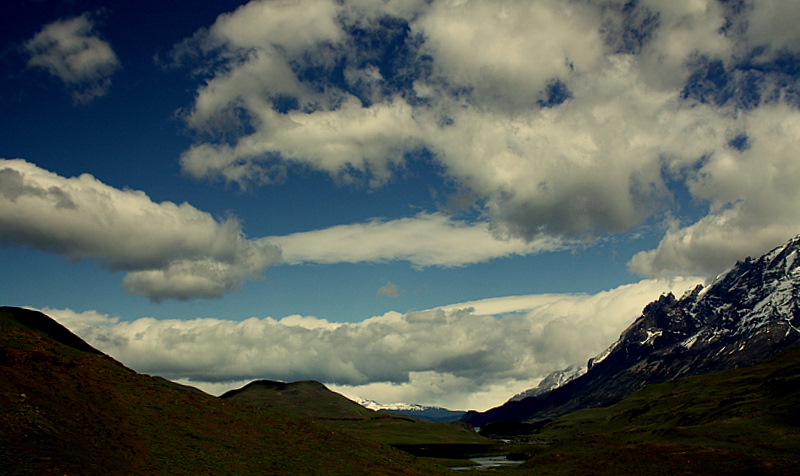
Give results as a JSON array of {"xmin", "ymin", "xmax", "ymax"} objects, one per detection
[{"xmin": 452, "ymin": 455, "xmax": 525, "ymax": 471}]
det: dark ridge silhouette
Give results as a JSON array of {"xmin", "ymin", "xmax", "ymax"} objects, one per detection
[
  {"xmin": 0, "ymin": 306, "xmax": 101, "ymax": 355},
  {"xmin": 0, "ymin": 306, "xmax": 445, "ymax": 475}
]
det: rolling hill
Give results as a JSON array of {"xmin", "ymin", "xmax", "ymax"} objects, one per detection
[
  {"xmin": 0, "ymin": 307, "xmax": 445, "ymax": 475},
  {"xmin": 6, "ymin": 234, "xmax": 800, "ymax": 473},
  {"xmin": 220, "ymin": 379, "xmax": 487, "ymax": 447}
]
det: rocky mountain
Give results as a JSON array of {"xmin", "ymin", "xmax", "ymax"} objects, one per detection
[
  {"xmin": 516, "ymin": 344, "xmax": 800, "ymax": 474},
  {"xmin": 463, "ymin": 234, "xmax": 800, "ymax": 427},
  {"xmin": 507, "ymin": 364, "xmax": 585, "ymax": 402},
  {"xmin": 355, "ymin": 398, "xmax": 466, "ymax": 422}
]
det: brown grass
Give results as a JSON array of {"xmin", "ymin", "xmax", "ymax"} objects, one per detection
[{"xmin": 0, "ymin": 309, "xmax": 447, "ymax": 475}]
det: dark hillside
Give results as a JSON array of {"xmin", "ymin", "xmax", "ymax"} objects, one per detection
[
  {"xmin": 509, "ymin": 344, "xmax": 800, "ymax": 474},
  {"xmin": 0, "ymin": 306, "xmax": 102, "ymax": 355},
  {"xmin": 221, "ymin": 379, "xmax": 377, "ymax": 420},
  {"xmin": 0, "ymin": 307, "xmax": 443, "ymax": 475},
  {"xmin": 221, "ymin": 379, "xmax": 488, "ymax": 447}
]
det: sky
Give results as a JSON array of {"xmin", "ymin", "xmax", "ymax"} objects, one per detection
[{"xmin": 1, "ymin": 0, "xmax": 799, "ymax": 411}]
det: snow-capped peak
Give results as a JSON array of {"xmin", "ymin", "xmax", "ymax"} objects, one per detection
[
  {"xmin": 509, "ymin": 364, "xmax": 586, "ymax": 402},
  {"xmin": 352, "ymin": 397, "xmax": 426, "ymax": 412},
  {"xmin": 470, "ymin": 233, "xmax": 800, "ymax": 426}
]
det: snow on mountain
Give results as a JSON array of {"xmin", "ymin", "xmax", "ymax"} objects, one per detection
[
  {"xmin": 463, "ymin": 234, "xmax": 800, "ymax": 426},
  {"xmin": 509, "ymin": 364, "xmax": 586, "ymax": 402},
  {"xmin": 353, "ymin": 398, "xmax": 426, "ymax": 412},
  {"xmin": 352, "ymin": 397, "xmax": 466, "ymax": 422}
]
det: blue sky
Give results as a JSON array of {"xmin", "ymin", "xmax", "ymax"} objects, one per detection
[{"xmin": 2, "ymin": 0, "xmax": 800, "ymax": 410}]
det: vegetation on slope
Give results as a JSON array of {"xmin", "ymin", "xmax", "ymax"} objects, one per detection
[
  {"xmin": 0, "ymin": 307, "xmax": 445, "ymax": 475},
  {"xmin": 221, "ymin": 379, "xmax": 488, "ymax": 446},
  {"xmin": 499, "ymin": 345, "xmax": 800, "ymax": 475},
  {"xmin": 5, "ymin": 304, "xmax": 798, "ymax": 474}
]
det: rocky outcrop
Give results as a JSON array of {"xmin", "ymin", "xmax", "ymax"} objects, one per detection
[{"xmin": 463, "ymin": 235, "xmax": 800, "ymax": 427}]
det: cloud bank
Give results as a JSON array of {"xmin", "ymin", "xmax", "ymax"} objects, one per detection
[
  {"xmin": 264, "ymin": 212, "xmax": 566, "ymax": 268},
  {"xmin": 24, "ymin": 12, "xmax": 120, "ymax": 103},
  {"xmin": 0, "ymin": 159, "xmax": 280, "ymax": 300},
  {"xmin": 173, "ymin": 0, "xmax": 800, "ymax": 279},
  {"xmin": 45, "ymin": 277, "xmax": 699, "ymax": 410},
  {"xmin": 0, "ymin": 159, "xmax": 569, "ymax": 300}
]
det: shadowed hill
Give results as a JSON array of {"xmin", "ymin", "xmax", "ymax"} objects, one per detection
[
  {"xmin": 506, "ymin": 344, "xmax": 800, "ymax": 474},
  {"xmin": 0, "ymin": 306, "xmax": 102, "ymax": 355},
  {"xmin": 221, "ymin": 379, "xmax": 376, "ymax": 420},
  {"xmin": 221, "ymin": 379, "xmax": 488, "ymax": 447},
  {"xmin": 0, "ymin": 307, "xmax": 444, "ymax": 475}
]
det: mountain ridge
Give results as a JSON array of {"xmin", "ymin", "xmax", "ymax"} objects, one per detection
[
  {"xmin": 463, "ymin": 234, "xmax": 800, "ymax": 427},
  {"xmin": 354, "ymin": 398, "xmax": 467, "ymax": 422},
  {"xmin": 514, "ymin": 343, "xmax": 800, "ymax": 474},
  {"xmin": 0, "ymin": 306, "xmax": 103, "ymax": 355}
]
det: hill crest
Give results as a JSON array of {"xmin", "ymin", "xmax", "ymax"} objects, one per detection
[{"xmin": 0, "ymin": 307, "xmax": 441, "ymax": 475}]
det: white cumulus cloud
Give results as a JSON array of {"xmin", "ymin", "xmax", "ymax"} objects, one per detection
[
  {"xmin": 24, "ymin": 12, "xmax": 120, "ymax": 103},
  {"xmin": 44, "ymin": 276, "xmax": 699, "ymax": 410},
  {"xmin": 263, "ymin": 212, "xmax": 567, "ymax": 268},
  {"xmin": 171, "ymin": 0, "xmax": 800, "ymax": 280},
  {"xmin": 0, "ymin": 159, "xmax": 280, "ymax": 300},
  {"xmin": 376, "ymin": 281, "xmax": 401, "ymax": 298},
  {"xmin": 0, "ymin": 158, "xmax": 575, "ymax": 301},
  {"xmin": 746, "ymin": 0, "xmax": 800, "ymax": 55},
  {"xmin": 629, "ymin": 103, "xmax": 800, "ymax": 278}
]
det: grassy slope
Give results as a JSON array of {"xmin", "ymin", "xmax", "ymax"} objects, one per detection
[
  {"xmin": 0, "ymin": 308, "xmax": 446, "ymax": 475},
  {"xmin": 221, "ymin": 380, "xmax": 489, "ymax": 446},
  {"xmin": 221, "ymin": 380, "xmax": 377, "ymax": 420},
  {"xmin": 10, "ymin": 303, "xmax": 797, "ymax": 474},
  {"xmin": 506, "ymin": 345, "xmax": 800, "ymax": 475}
]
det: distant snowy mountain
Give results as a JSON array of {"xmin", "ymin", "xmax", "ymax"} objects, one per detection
[
  {"xmin": 353, "ymin": 398, "xmax": 465, "ymax": 422},
  {"xmin": 355, "ymin": 398, "xmax": 426, "ymax": 412},
  {"xmin": 463, "ymin": 234, "xmax": 800, "ymax": 427},
  {"xmin": 508, "ymin": 364, "xmax": 585, "ymax": 402}
]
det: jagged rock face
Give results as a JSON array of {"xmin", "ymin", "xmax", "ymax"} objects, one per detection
[
  {"xmin": 508, "ymin": 364, "xmax": 585, "ymax": 402},
  {"xmin": 463, "ymin": 235, "xmax": 800, "ymax": 427}
]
